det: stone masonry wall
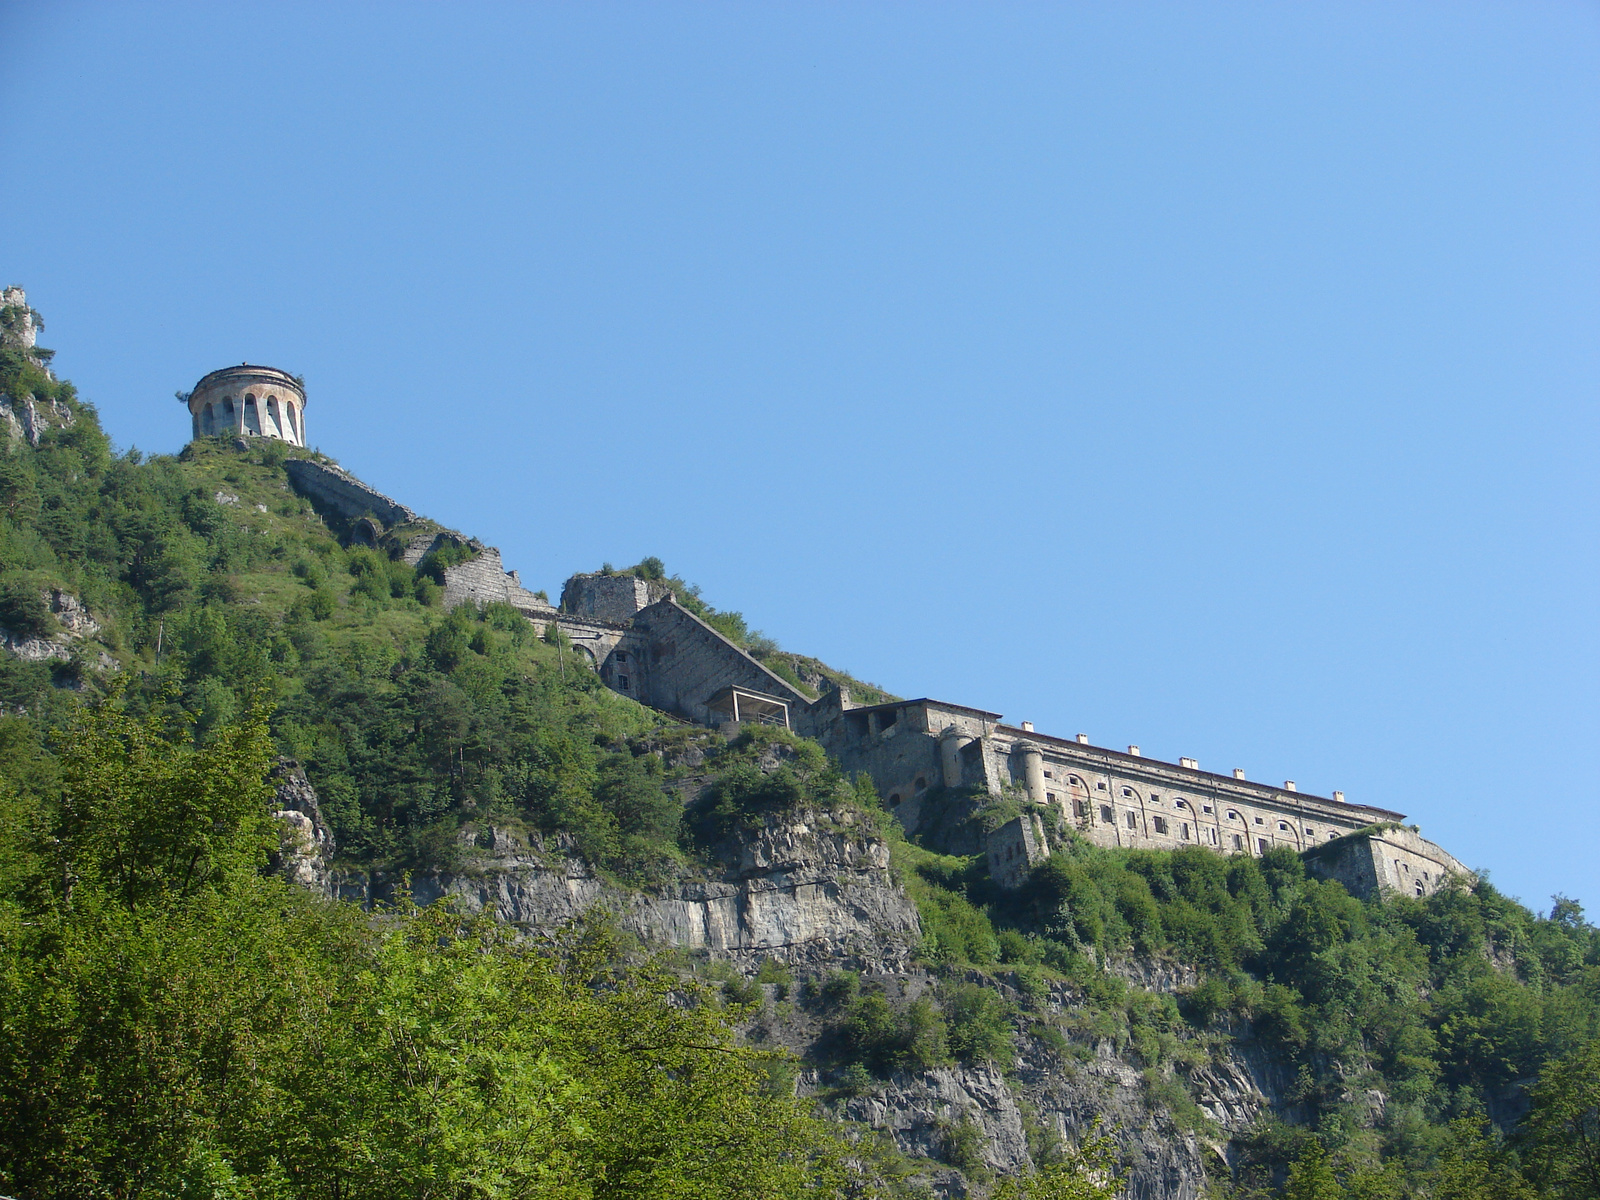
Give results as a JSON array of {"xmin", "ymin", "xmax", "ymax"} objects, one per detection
[
  {"xmin": 1305, "ymin": 824, "xmax": 1468, "ymax": 899},
  {"xmin": 284, "ymin": 459, "xmax": 417, "ymax": 527},
  {"xmin": 441, "ymin": 546, "xmax": 554, "ymax": 614},
  {"xmin": 626, "ymin": 599, "xmax": 810, "ymax": 727},
  {"xmin": 987, "ymin": 812, "xmax": 1050, "ymax": 889},
  {"xmin": 561, "ymin": 573, "xmax": 672, "ymax": 623}
]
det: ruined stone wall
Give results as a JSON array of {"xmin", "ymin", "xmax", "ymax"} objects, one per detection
[
  {"xmin": 284, "ymin": 459, "xmax": 417, "ymax": 527},
  {"xmin": 441, "ymin": 545, "xmax": 554, "ymax": 614},
  {"xmin": 561, "ymin": 572, "xmax": 672, "ymax": 623},
  {"xmin": 625, "ymin": 599, "xmax": 810, "ymax": 727}
]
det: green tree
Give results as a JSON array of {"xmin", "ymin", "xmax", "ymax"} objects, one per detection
[
  {"xmin": 991, "ymin": 1124, "xmax": 1123, "ymax": 1199},
  {"xmin": 1524, "ymin": 1037, "xmax": 1600, "ymax": 1200},
  {"xmin": 1282, "ymin": 1139, "xmax": 1340, "ymax": 1200}
]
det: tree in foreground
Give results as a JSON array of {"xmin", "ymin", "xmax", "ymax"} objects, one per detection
[{"xmin": 0, "ymin": 692, "xmax": 860, "ymax": 1199}]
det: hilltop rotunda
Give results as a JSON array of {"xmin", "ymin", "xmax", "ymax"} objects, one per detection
[{"xmin": 184, "ymin": 364, "xmax": 306, "ymax": 446}]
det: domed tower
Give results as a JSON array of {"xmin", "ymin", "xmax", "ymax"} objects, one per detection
[{"xmin": 184, "ymin": 364, "xmax": 307, "ymax": 446}]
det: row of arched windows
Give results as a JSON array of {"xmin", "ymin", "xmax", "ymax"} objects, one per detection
[
  {"xmin": 197, "ymin": 392, "xmax": 301, "ymax": 444},
  {"xmin": 1042, "ymin": 765, "xmax": 1333, "ymax": 853}
]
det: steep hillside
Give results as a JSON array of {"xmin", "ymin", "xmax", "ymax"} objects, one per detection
[{"xmin": 2, "ymin": 299, "xmax": 1599, "ymax": 1199}]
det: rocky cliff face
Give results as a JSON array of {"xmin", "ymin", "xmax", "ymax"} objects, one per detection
[
  {"xmin": 276, "ymin": 767, "xmax": 1301, "ymax": 1199},
  {"xmin": 334, "ymin": 808, "xmax": 922, "ymax": 974},
  {"xmin": 269, "ymin": 759, "xmax": 337, "ymax": 899}
]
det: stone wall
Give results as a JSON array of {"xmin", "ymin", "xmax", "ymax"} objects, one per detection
[
  {"xmin": 284, "ymin": 458, "xmax": 417, "ymax": 527},
  {"xmin": 441, "ymin": 545, "xmax": 555, "ymax": 614},
  {"xmin": 561, "ymin": 572, "xmax": 672, "ymax": 623},
  {"xmin": 1304, "ymin": 824, "xmax": 1468, "ymax": 899},
  {"xmin": 987, "ymin": 812, "xmax": 1051, "ymax": 889},
  {"xmin": 625, "ymin": 598, "xmax": 811, "ymax": 727}
]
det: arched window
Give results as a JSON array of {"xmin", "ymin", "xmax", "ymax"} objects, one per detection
[
  {"xmin": 201, "ymin": 402, "xmax": 215, "ymax": 434},
  {"xmin": 266, "ymin": 397, "xmax": 282, "ymax": 438},
  {"xmin": 243, "ymin": 394, "xmax": 262, "ymax": 435},
  {"xmin": 285, "ymin": 403, "xmax": 298, "ymax": 442}
]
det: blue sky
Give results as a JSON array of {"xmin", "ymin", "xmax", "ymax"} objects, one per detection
[{"xmin": 4, "ymin": 2, "xmax": 1597, "ymax": 910}]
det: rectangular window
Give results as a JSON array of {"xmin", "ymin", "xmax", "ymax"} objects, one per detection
[
  {"xmin": 1254, "ymin": 816, "xmax": 1264, "ymax": 825},
  {"xmin": 615, "ymin": 651, "xmax": 628, "ymax": 663},
  {"xmin": 1257, "ymin": 838, "xmax": 1268, "ymax": 855},
  {"xmin": 1202, "ymin": 804, "xmax": 1213, "ymax": 814},
  {"xmin": 618, "ymin": 675, "xmax": 630, "ymax": 689},
  {"xmin": 1182, "ymin": 822, "xmax": 1190, "ymax": 840},
  {"xmin": 1232, "ymin": 834, "xmax": 1243, "ymax": 850},
  {"xmin": 1097, "ymin": 782, "xmax": 1107, "ymax": 791},
  {"xmin": 1100, "ymin": 805, "xmax": 1114, "ymax": 824},
  {"xmin": 1153, "ymin": 816, "xmax": 1168, "ymax": 835},
  {"xmin": 1046, "ymin": 792, "xmax": 1057, "ymax": 803},
  {"xmin": 1043, "ymin": 769, "xmax": 1053, "ymax": 779},
  {"xmin": 1074, "ymin": 799, "xmax": 1087, "ymax": 818},
  {"xmin": 1209, "ymin": 828, "xmax": 1218, "ymax": 845},
  {"xmin": 1125, "ymin": 811, "xmax": 1137, "ymax": 831},
  {"xmin": 1150, "ymin": 793, "xmax": 1160, "ymax": 802}
]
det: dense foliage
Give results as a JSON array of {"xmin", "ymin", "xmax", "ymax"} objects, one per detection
[
  {"xmin": 889, "ymin": 819, "xmax": 1600, "ymax": 1196},
  {"xmin": 0, "ymin": 695, "xmax": 862, "ymax": 1198}
]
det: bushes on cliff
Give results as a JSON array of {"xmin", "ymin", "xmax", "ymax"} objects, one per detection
[
  {"xmin": 836, "ymin": 990, "xmax": 949, "ymax": 1076},
  {"xmin": 0, "ymin": 693, "xmax": 865, "ymax": 1199}
]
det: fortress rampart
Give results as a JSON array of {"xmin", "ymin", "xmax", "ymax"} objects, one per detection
[{"xmin": 260, "ymin": 432, "xmax": 1467, "ymax": 902}]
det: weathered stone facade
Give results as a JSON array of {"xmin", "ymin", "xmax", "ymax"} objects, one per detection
[
  {"xmin": 186, "ymin": 364, "xmax": 307, "ymax": 445},
  {"xmin": 987, "ymin": 812, "xmax": 1051, "ymax": 889},
  {"xmin": 560, "ymin": 572, "xmax": 671, "ymax": 624},
  {"xmin": 1304, "ymin": 823, "xmax": 1468, "ymax": 899},
  {"xmin": 282, "ymin": 458, "xmax": 418, "ymax": 526}
]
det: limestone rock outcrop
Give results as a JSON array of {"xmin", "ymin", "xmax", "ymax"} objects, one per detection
[
  {"xmin": 337, "ymin": 807, "xmax": 921, "ymax": 975},
  {"xmin": 0, "ymin": 588, "xmax": 113, "ymax": 675},
  {"xmin": 269, "ymin": 758, "xmax": 336, "ymax": 898}
]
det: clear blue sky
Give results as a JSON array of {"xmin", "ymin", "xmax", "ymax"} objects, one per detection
[{"xmin": 5, "ymin": 2, "xmax": 1597, "ymax": 910}]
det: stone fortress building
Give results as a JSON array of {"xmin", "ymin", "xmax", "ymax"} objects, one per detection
[
  {"xmin": 183, "ymin": 364, "xmax": 307, "ymax": 445},
  {"xmin": 198, "ymin": 365, "xmax": 1467, "ymax": 902}
]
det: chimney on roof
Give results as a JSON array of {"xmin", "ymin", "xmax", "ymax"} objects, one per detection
[
  {"xmin": 1076, "ymin": 733, "xmax": 1088, "ymax": 744},
  {"xmin": 1333, "ymin": 790, "xmax": 1345, "ymax": 803},
  {"xmin": 1020, "ymin": 721, "xmax": 1034, "ymax": 732},
  {"xmin": 1284, "ymin": 781, "xmax": 1297, "ymax": 792},
  {"xmin": 1127, "ymin": 745, "xmax": 1140, "ymax": 756},
  {"xmin": 1179, "ymin": 757, "xmax": 1198, "ymax": 770},
  {"xmin": 1233, "ymin": 768, "xmax": 1245, "ymax": 779}
]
